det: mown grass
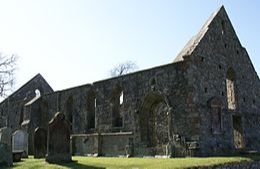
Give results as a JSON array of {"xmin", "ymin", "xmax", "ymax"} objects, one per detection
[{"xmin": 2, "ymin": 155, "xmax": 260, "ymax": 169}]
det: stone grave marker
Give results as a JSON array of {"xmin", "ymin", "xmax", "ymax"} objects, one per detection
[
  {"xmin": 0, "ymin": 127, "xmax": 12, "ymax": 148},
  {"xmin": 12, "ymin": 129, "xmax": 28, "ymax": 158},
  {"xmin": 34, "ymin": 127, "xmax": 47, "ymax": 158},
  {"xmin": 46, "ymin": 112, "xmax": 71, "ymax": 163},
  {"xmin": 0, "ymin": 142, "xmax": 13, "ymax": 166}
]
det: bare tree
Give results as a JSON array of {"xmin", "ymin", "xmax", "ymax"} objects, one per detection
[
  {"xmin": 0, "ymin": 53, "xmax": 17, "ymax": 98},
  {"xmin": 110, "ymin": 61, "xmax": 138, "ymax": 77}
]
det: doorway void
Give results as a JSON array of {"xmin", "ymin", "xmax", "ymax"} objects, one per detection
[{"xmin": 232, "ymin": 116, "xmax": 244, "ymax": 149}]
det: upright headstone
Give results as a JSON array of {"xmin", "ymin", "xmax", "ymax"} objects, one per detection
[
  {"xmin": 0, "ymin": 142, "xmax": 12, "ymax": 167},
  {"xmin": 12, "ymin": 130, "xmax": 28, "ymax": 158},
  {"xmin": 46, "ymin": 112, "xmax": 71, "ymax": 163},
  {"xmin": 0, "ymin": 127, "xmax": 12, "ymax": 148},
  {"xmin": 34, "ymin": 127, "xmax": 47, "ymax": 158}
]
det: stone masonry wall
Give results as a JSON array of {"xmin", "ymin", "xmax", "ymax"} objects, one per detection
[
  {"xmin": 27, "ymin": 61, "xmax": 195, "ymax": 156},
  {"xmin": 1, "ymin": 6, "xmax": 259, "ymax": 157},
  {"xmin": 185, "ymin": 8, "xmax": 260, "ymax": 155},
  {"xmin": 0, "ymin": 74, "xmax": 53, "ymax": 132}
]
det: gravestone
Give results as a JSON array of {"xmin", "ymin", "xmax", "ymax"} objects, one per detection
[
  {"xmin": 0, "ymin": 127, "xmax": 12, "ymax": 148},
  {"xmin": 0, "ymin": 142, "xmax": 13, "ymax": 167},
  {"xmin": 46, "ymin": 112, "xmax": 71, "ymax": 163},
  {"xmin": 34, "ymin": 127, "xmax": 47, "ymax": 158},
  {"xmin": 12, "ymin": 130, "xmax": 28, "ymax": 158}
]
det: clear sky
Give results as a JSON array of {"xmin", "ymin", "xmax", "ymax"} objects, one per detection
[{"xmin": 0, "ymin": 0, "xmax": 259, "ymax": 92}]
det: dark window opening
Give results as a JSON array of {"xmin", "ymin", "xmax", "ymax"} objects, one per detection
[
  {"xmin": 226, "ymin": 68, "xmax": 236, "ymax": 110},
  {"xmin": 209, "ymin": 98, "xmax": 222, "ymax": 134},
  {"xmin": 204, "ymin": 87, "xmax": 208, "ymax": 93},
  {"xmin": 111, "ymin": 86, "xmax": 123, "ymax": 127},
  {"xmin": 225, "ymin": 44, "xmax": 228, "ymax": 48},
  {"xmin": 66, "ymin": 96, "xmax": 74, "ymax": 130},
  {"xmin": 150, "ymin": 78, "xmax": 156, "ymax": 86},
  {"xmin": 243, "ymin": 97, "xmax": 246, "ymax": 102},
  {"xmin": 232, "ymin": 116, "xmax": 244, "ymax": 149},
  {"xmin": 219, "ymin": 65, "xmax": 222, "ymax": 69},
  {"xmin": 86, "ymin": 91, "xmax": 96, "ymax": 129},
  {"xmin": 221, "ymin": 20, "xmax": 226, "ymax": 35},
  {"xmin": 19, "ymin": 107, "xmax": 24, "ymax": 125},
  {"xmin": 253, "ymin": 99, "xmax": 256, "ymax": 104},
  {"xmin": 201, "ymin": 57, "xmax": 204, "ymax": 62}
]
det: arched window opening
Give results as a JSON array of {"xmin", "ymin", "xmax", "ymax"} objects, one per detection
[
  {"xmin": 19, "ymin": 107, "xmax": 24, "ymax": 125},
  {"xmin": 111, "ymin": 85, "xmax": 123, "ymax": 127},
  {"xmin": 40, "ymin": 101, "xmax": 48, "ymax": 128},
  {"xmin": 221, "ymin": 20, "xmax": 226, "ymax": 35},
  {"xmin": 120, "ymin": 91, "xmax": 124, "ymax": 105},
  {"xmin": 66, "ymin": 96, "xmax": 73, "ymax": 130},
  {"xmin": 226, "ymin": 68, "xmax": 236, "ymax": 110},
  {"xmin": 87, "ymin": 91, "xmax": 96, "ymax": 129},
  {"xmin": 232, "ymin": 115, "xmax": 244, "ymax": 149},
  {"xmin": 35, "ymin": 89, "xmax": 41, "ymax": 97},
  {"xmin": 209, "ymin": 98, "xmax": 222, "ymax": 134},
  {"xmin": 139, "ymin": 92, "xmax": 169, "ymax": 147}
]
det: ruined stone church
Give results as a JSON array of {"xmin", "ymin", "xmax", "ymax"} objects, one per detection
[{"xmin": 1, "ymin": 6, "xmax": 259, "ymax": 157}]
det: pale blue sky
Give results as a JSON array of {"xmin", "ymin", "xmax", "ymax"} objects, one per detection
[{"xmin": 0, "ymin": 1, "xmax": 259, "ymax": 91}]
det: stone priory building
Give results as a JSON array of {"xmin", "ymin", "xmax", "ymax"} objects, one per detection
[{"xmin": 0, "ymin": 6, "xmax": 260, "ymax": 157}]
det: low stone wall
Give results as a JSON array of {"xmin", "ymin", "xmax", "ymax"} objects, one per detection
[
  {"xmin": 71, "ymin": 132, "xmax": 133, "ymax": 157},
  {"xmin": 71, "ymin": 133, "xmax": 99, "ymax": 156},
  {"xmin": 187, "ymin": 160, "xmax": 260, "ymax": 169}
]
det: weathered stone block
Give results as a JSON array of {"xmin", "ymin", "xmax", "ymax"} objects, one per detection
[
  {"xmin": 0, "ymin": 142, "xmax": 12, "ymax": 167},
  {"xmin": 0, "ymin": 127, "xmax": 12, "ymax": 149},
  {"xmin": 46, "ymin": 112, "xmax": 71, "ymax": 163},
  {"xmin": 12, "ymin": 130, "xmax": 28, "ymax": 158},
  {"xmin": 34, "ymin": 127, "xmax": 47, "ymax": 158}
]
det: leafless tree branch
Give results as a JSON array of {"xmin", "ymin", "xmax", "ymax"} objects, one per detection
[
  {"xmin": 0, "ymin": 53, "xmax": 17, "ymax": 98},
  {"xmin": 110, "ymin": 61, "xmax": 138, "ymax": 77}
]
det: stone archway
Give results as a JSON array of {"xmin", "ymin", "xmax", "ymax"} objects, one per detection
[{"xmin": 139, "ymin": 92, "xmax": 170, "ymax": 154}]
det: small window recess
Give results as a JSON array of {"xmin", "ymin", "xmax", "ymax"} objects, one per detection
[
  {"xmin": 204, "ymin": 87, "xmax": 208, "ymax": 93},
  {"xmin": 221, "ymin": 20, "xmax": 226, "ymax": 35},
  {"xmin": 120, "ymin": 91, "xmax": 124, "ymax": 105},
  {"xmin": 221, "ymin": 91, "xmax": 224, "ymax": 96},
  {"xmin": 151, "ymin": 78, "xmax": 156, "ymax": 86},
  {"xmin": 35, "ymin": 89, "xmax": 41, "ymax": 97},
  {"xmin": 201, "ymin": 57, "xmax": 204, "ymax": 62},
  {"xmin": 224, "ymin": 44, "xmax": 228, "ymax": 48},
  {"xmin": 243, "ymin": 97, "xmax": 246, "ymax": 102}
]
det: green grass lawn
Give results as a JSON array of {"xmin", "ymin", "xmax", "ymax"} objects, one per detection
[{"xmin": 3, "ymin": 155, "xmax": 260, "ymax": 169}]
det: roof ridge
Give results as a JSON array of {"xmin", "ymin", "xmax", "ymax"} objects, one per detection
[{"xmin": 173, "ymin": 6, "xmax": 226, "ymax": 63}]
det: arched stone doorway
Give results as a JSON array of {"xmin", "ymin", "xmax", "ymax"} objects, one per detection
[{"xmin": 139, "ymin": 92, "xmax": 170, "ymax": 154}]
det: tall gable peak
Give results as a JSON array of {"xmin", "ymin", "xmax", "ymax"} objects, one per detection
[{"xmin": 173, "ymin": 5, "xmax": 234, "ymax": 63}]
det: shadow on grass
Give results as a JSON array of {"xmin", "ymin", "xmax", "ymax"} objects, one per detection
[
  {"xmin": 185, "ymin": 152, "xmax": 260, "ymax": 169},
  {"xmin": 55, "ymin": 160, "xmax": 106, "ymax": 169},
  {"xmin": 2, "ymin": 159, "xmax": 26, "ymax": 169},
  {"xmin": 2, "ymin": 160, "xmax": 105, "ymax": 169}
]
